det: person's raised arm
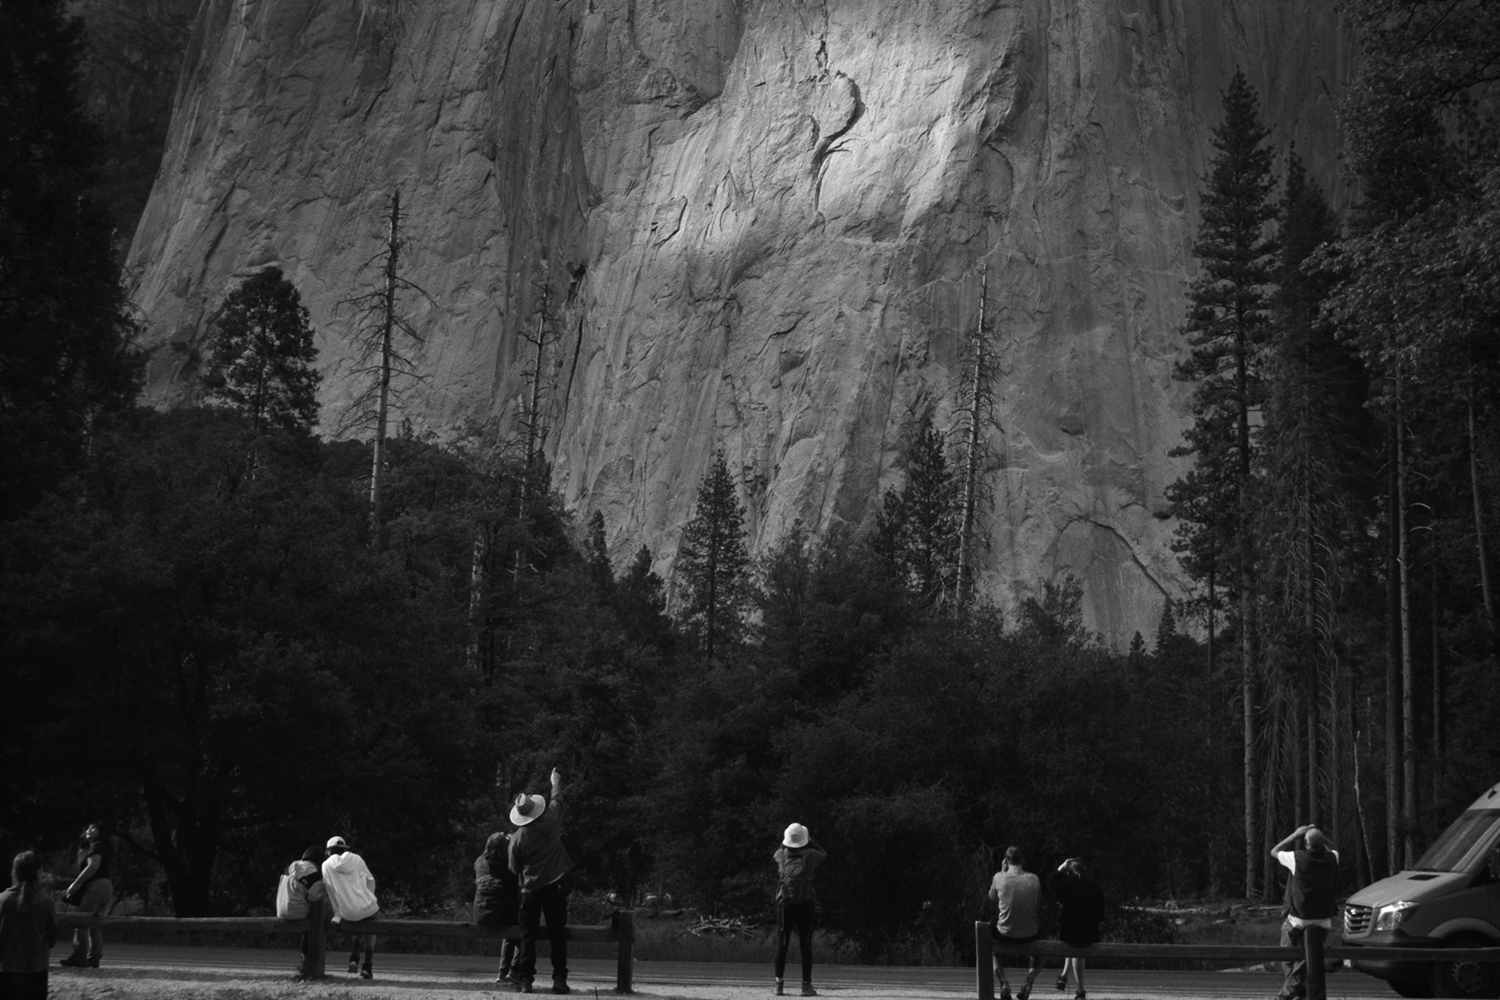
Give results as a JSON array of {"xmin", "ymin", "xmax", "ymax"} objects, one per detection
[{"xmin": 1271, "ymin": 825, "xmax": 1311, "ymax": 858}]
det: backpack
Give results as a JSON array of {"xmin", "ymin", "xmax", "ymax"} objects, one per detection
[
  {"xmin": 275, "ymin": 872, "xmax": 296, "ymax": 919},
  {"xmin": 778, "ymin": 851, "xmax": 813, "ymax": 904}
]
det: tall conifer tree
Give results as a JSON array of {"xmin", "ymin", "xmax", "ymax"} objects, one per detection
[
  {"xmin": 874, "ymin": 414, "xmax": 960, "ymax": 610},
  {"xmin": 0, "ymin": 0, "xmax": 141, "ymax": 514},
  {"xmin": 676, "ymin": 449, "xmax": 753, "ymax": 661},
  {"xmin": 202, "ymin": 267, "xmax": 320, "ymax": 435},
  {"xmin": 1166, "ymin": 69, "xmax": 1278, "ymax": 897}
]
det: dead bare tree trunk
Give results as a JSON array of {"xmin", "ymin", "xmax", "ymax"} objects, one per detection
[
  {"xmin": 369, "ymin": 190, "xmax": 400, "ymax": 547},
  {"xmin": 956, "ymin": 269, "xmax": 988, "ymax": 607},
  {"xmin": 1398, "ymin": 401, "xmax": 1416, "ymax": 869},
  {"xmin": 1386, "ymin": 420, "xmax": 1401, "ymax": 877},
  {"xmin": 1432, "ymin": 559, "xmax": 1442, "ymax": 811},
  {"xmin": 1469, "ymin": 396, "xmax": 1495, "ymax": 631}
]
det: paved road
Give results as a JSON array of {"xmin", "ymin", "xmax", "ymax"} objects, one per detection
[{"xmin": 50, "ymin": 942, "xmax": 1402, "ymax": 999}]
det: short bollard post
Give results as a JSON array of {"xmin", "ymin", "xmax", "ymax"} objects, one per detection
[
  {"xmin": 1306, "ymin": 926, "xmax": 1326, "ymax": 1000},
  {"xmin": 614, "ymin": 909, "xmax": 634, "ymax": 994},
  {"xmin": 976, "ymin": 922, "xmax": 995, "ymax": 1000},
  {"xmin": 307, "ymin": 900, "xmax": 327, "ymax": 979}
]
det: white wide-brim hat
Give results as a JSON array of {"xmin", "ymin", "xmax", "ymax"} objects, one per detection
[
  {"xmin": 511, "ymin": 793, "xmax": 548, "ymax": 827},
  {"xmin": 783, "ymin": 823, "xmax": 809, "ymax": 848}
]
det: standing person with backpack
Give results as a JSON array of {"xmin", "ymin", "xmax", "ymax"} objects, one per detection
[{"xmin": 773, "ymin": 823, "xmax": 826, "ymax": 998}]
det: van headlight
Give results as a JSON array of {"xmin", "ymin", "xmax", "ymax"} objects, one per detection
[{"xmin": 1373, "ymin": 901, "xmax": 1419, "ymax": 931}]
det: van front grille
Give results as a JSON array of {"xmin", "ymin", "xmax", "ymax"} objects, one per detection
[{"xmin": 1345, "ymin": 904, "xmax": 1372, "ymax": 936}]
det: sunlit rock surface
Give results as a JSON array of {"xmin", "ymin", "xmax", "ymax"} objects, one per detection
[{"xmin": 126, "ymin": 0, "xmax": 1350, "ymax": 645}]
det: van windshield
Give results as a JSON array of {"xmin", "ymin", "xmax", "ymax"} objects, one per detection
[{"xmin": 1414, "ymin": 809, "xmax": 1500, "ymax": 872}]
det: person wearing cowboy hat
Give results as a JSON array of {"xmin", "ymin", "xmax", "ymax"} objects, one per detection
[{"xmin": 508, "ymin": 768, "xmax": 570, "ymax": 994}]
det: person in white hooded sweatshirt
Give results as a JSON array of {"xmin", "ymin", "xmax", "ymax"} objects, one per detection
[{"xmin": 322, "ymin": 836, "xmax": 380, "ymax": 978}]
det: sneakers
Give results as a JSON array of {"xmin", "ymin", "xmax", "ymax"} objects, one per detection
[
  {"xmin": 516, "ymin": 981, "xmax": 535, "ymax": 994},
  {"xmin": 1055, "ymin": 976, "xmax": 1068, "ymax": 991},
  {"xmin": 551, "ymin": 982, "xmax": 571, "ymax": 995},
  {"xmin": 999, "ymin": 986, "xmax": 1013, "ymax": 1000},
  {"xmin": 775, "ymin": 979, "xmax": 785, "ymax": 997},
  {"xmin": 348, "ymin": 959, "xmax": 360, "ymax": 974},
  {"xmin": 801, "ymin": 984, "xmax": 818, "ymax": 997},
  {"xmin": 360, "ymin": 968, "xmax": 373, "ymax": 979},
  {"xmin": 60, "ymin": 956, "xmax": 99, "ymax": 968}
]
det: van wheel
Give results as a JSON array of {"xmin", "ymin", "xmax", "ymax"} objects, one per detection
[{"xmin": 1432, "ymin": 936, "xmax": 1500, "ymax": 998}]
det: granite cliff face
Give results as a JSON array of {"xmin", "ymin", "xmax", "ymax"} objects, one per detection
[{"xmin": 125, "ymin": 0, "xmax": 1350, "ymax": 645}]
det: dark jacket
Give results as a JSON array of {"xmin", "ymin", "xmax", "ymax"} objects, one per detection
[
  {"xmin": 475, "ymin": 839, "xmax": 520, "ymax": 925},
  {"xmin": 510, "ymin": 793, "xmax": 570, "ymax": 892},
  {"xmin": 1051, "ymin": 872, "xmax": 1105, "ymax": 948},
  {"xmin": 1288, "ymin": 848, "xmax": 1339, "ymax": 922},
  {"xmin": 0, "ymin": 886, "xmax": 57, "ymax": 973}
]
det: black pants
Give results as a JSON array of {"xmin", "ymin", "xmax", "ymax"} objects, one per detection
[
  {"xmin": 1280, "ymin": 923, "xmax": 1327, "ymax": 1000},
  {"xmin": 0, "ymin": 972, "xmax": 49, "ymax": 1000},
  {"xmin": 516, "ymin": 879, "xmax": 569, "ymax": 985},
  {"xmin": 775, "ymin": 900, "xmax": 815, "ymax": 983},
  {"xmin": 992, "ymin": 929, "xmax": 1042, "ymax": 985}
]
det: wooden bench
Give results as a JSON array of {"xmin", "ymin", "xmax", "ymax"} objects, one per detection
[
  {"xmin": 56, "ymin": 909, "xmax": 636, "ymax": 992},
  {"xmin": 975, "ymin": 921, "xmax": 1500, "ymax": 1000}
]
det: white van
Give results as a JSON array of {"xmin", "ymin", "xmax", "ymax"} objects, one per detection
[{"xmin": 1342, "ymin": 782, "xmax": 1500, "ymax": 998}]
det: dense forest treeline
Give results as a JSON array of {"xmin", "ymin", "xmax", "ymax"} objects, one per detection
[{"xmin": 3, "ymin": 0, "xmax": 1500, "ymax": 964}]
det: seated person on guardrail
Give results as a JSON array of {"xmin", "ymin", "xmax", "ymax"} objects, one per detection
[
  {"xmin": 773, "ymin": 822, "xmax": 826, "ymax": 998},
  {"xmin": 1271, "ymin": 824, "xmax": 1339, "ymax": 1000},
  {"xmin": 322, "ymin": 836, "xmax": 380, "ymax": 980},
  {"xmin": 509, "ymin": 767, "xmax": 570, "ymax": 996},
  {"xmin": 59, "ymin": 822, "xmax": 112, "ymax": 969},
  {"xmin": 1050, "ymin": 858, "xmax": 1104, "ymax": 1000},
  {"xmin": 2, "ymin": 851, "xmax": 57, "ymax": 1000},
  {"xmin": 989, "ymin": 845, "xmax": 1042, "ymax": 1000},
  {"xmin": 277, "ymin": 846, "xmax": 328, "ymax": 980},
  {"xmin": 475, "ymin": 831, "xmax": 521, "ymax": 986}
]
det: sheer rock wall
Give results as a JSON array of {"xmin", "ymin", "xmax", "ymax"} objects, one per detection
[{"xmin": 127, "ymin": 0, "xmax": 1350, "ymax": 644}]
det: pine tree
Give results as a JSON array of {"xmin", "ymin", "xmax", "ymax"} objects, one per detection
[
  {"xmin": 874, "ymin": 414, "xmax": 960, "ymax": 609},
  {"xmin": 1166, "ymin": 68, "xmax": 1278, "ymax": 898},
  {"xmin": 615, "ymin": 545, "xmax": 673, "ymax": 653},
  {"xmin": 1153, "ymin": 600, "xmax": 1178, "ymax": 657},
  {"xmin": 202, "ymin": 267, "xmax": 320, "ymax": 435},
  {"xmin": 0, "ymin": 0, "xmax": 141, "ymax": 514},
  {"xmin": 1258, "ymin": 152, "xmax": 1368, "ymax": 836},
  {"xmin": 1328, "ymin": 0, "xmax": 1500, "ymax": 870},
  {"xmin": 675, "ymin": 449, "xmax": 753, "ymax": 661},
  {"xmin": 586, "ymin": 510, "xmax": 614, "ymax": 599}
]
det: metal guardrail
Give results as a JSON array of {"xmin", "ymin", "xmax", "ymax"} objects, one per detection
[
  {"xmin": 974, "ymin": 922, "xmax": 1500, "ymax": 1000},
  {"xmin": 56, "ymin": 908, "xmax": 636, "ymax": 992}
]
